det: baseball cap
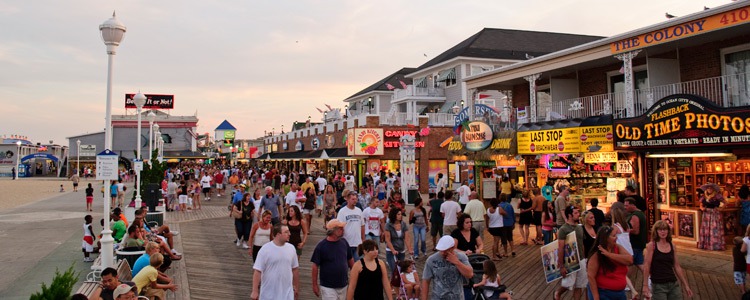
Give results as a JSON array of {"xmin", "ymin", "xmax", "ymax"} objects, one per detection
[
  {"xmin": 435, "ymin": 235, "xmax": 455, "ymax": 251},
  {"xmin": 112, "ymin": 283, "xmax": 137, "ymax": 299},
  {"xmin": 326, "ymin": 219, "xmax": 346, "ymax": 230}
]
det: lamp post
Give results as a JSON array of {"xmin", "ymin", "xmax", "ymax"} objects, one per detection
[
  {"xmin": 368, "ymin": 97, "xmax": 373, "ymax": 113},
  {"xmin": 133, "ymin": 92, "xmax": 146, "ymax": 209},
  {"xmin": 157, "ymin": 136, "xmax": 164, "ymax": 162},
  {"xmin": 76, "ymin": 139, "xmax": 81, "ymax": 175},
  {"xmin": 15, "ymin": 141, "xmax": 21, "ymax": 179},
  {"xmin": 147, "ymin": 111, "xmax": 156, "ymax": 165},
  {"xmin": 99, "ymin": 11, "xmax": 126, "ymax": 269}
]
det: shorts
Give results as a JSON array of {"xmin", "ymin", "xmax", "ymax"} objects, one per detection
[
  {"xmin": 735, "ymin": 271, "xmax": 747, "ymax": 285},
  {"xmin": 86, "ymin": 196, "xmax": 93, "ymax": 204},
  {"xmin": 178, "ymin": 195, "xmax": 188, "ymax": 204},
  {"xmin": 377, "ymin": 192, "xmax": 385, "ymax": 200},
  {"xmin": 632, "ymin": 247, "xmax": 644, "ymax": 265},
  {"xmin": 202, "ymin": 187, "xmax": 210, "ymax": 194},
  {"xmin": 430, "ymin": 221, "xmax": 443, "ymax": 236},
  {"xmin": 320, "ymin": 286, "xmax": 347, "ymax": 299},
  {"xmin": 303, "ymin": 208, "xmax": 312, "ymax": 215},
  {"xmin": 216, "ymin": 183, "xmax": 224, "ymax": 189},
  {"xmin": 73, "ymin": 182, "xmax": 79, "ymax": 187},
  {"xmin": 533, "ymin": 211, "xmax": 542, "ymax": 226},
  {"xmin": 500, "ymin": 226, "xmax": 514, "ymax": 245},
  {"xmin": 488, "ymin": 227, "xmax": 503, "ymax": 237},
  {"xmin": 561, "ymin": 258, "xmax": 588, "ymax": 290}
]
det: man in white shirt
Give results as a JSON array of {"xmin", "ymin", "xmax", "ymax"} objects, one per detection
[
  {"xmin": 385, "ymin": 173, "xmax": 396, "ymax": 194},
  {"xmin": 285, "ymin": 184, "xmax": 301, "ymax": 211},
  {"xmin": 361, "ymin": 198, "xmax": 385, "ymax": 251},
  {"xmin": 436, "ymin": 173, "xmax": 448, "ymax": 194},
  {"xmin": 344, "ymin": 174, "xmax": 355, "ymax": 192},
  {"xmin": 463, "ymin": 192, "xmax": 486, "ymax": 234},
  {"xmin": 458, "ymin": 181, "xmax": 470, "ymax": 210},
  {"xmin": 315, "ymin": 175, "xmax": 327, "ymax": 195},
  {"xmin": 200, "ymin": 173, "xmax": 212, "ymax": 201},
  {"xmin": 440, "ymin": 190, "xmax": 462, "ymax": 235},
  {"xmin": 251, "ymin": 224, "xmax": 299, "ymax": 300},
  {"xmin": 337, "ymin": 192, "xmax": 365, "ymax": 261}
]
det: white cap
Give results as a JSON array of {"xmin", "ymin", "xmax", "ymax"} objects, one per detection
[{"xmin": 435, "ymin": 235, "xmax": 455, "ymax": 251}]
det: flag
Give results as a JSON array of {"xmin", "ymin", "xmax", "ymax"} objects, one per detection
[
  {"xmin": 316, "ymin": 107, "xmax": 324, "ymax": 113},
  {"xmin": 399, "ymin": 80, "xmax": 408, "ymax": 89},
  {"xmin": 618, "ymin": 66, "xmax": 624, "ymax": 74},
  {"xmin": 478, "ymin": 93, "xmax": 490, "ymax": 99},
  {"xmin": 386, "ymin": 83, "xmax": 395, "ymax": 90},
  {"xmin": 325, "ymin": 104, "xmax": 332, "ymax": 110}
]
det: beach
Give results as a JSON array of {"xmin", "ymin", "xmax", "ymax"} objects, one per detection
[{"xmin": 0, "ymin": 178, "xmax": 92, "ymax": 212}]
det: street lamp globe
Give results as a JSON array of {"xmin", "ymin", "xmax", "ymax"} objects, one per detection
[
  {"xmin": 99, "ymin": 12, "xmax": 126, "ymax": 54},
  {"xmin": 134, "ymin": 92, "xmax": 147, "ymax": 109}
]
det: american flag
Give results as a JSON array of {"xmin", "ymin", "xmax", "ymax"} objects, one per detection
[
  {"xmin": 386, "ymin": 83, "xmax": 395, "ymax": 90},
  {"xmin": 399, "ymin": 80, "xmax": 408, "ymax": 89}
]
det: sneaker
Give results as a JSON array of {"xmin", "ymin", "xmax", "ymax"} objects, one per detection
[
  {"xmin": 236, "ymin": 239, "xmax": 242, "ymax": 247},
  {"xmin": 242, "ymin": 241, "xmax": 249, "ymax": 249},
  {"xmin": 171, "ymin": 249, "xmax": 182, "ymax": 256},
  {"xmin": 414, "ymin": 255, "xmax": 419, "ymax": 260}
]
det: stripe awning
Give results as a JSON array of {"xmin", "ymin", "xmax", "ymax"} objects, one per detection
[
  {"xmin": 413, "ymin": 76, "xmax": 428, "ymax": 88},
  {"xmin": 436, "ymin": 68, "xmax": 456, "ymax": 82}
]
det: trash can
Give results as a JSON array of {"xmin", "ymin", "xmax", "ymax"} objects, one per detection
[
  {"xmin": 146, "ymin": 211, "xmax": 164, "ymax": 227},
  {"xmin": 143, "ymin": 183, "xmax": 162, "ymax": 212},
  {"xmin": 407, "ymin": 189, "xmax": 420, "ymax": 205}
]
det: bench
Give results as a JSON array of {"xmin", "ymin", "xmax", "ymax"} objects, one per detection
[{"xmin": 74, "ymin": 258, "xmax": 133, "ymax": 298}]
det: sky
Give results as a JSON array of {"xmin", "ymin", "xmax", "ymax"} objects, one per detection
[{"xmin": 0, "ymin": 0, "xmax": 729, "ymax": 145}]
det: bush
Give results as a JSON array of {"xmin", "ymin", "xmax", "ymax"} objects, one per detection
[{"xmin": 29, "ymin": 263, "xmax": 79, "ymax": 300}]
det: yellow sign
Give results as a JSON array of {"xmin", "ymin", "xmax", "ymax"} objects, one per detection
[
  {"xmin": 447, "ymin": 141, "xmax": 464, "ymax": 151},
  {"xmin": 579, "ymin": 125, "xmax": 614, "ymax": 152},
  {"xmin": 517, "ymin": 128, "xmax": 581, "ymax": 154},
  {"xmin": 611, "ymin": 5, "xmax": 750, "ymax": 54},
  {"xmin": 584, "ymin": 152, "xmax": 618, "ymax": 163},
  {"xmin": 489, "ymin": 138, "xmax": 512, "ymax": 150}
]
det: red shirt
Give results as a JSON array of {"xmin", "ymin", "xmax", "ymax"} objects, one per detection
[
  {"xmin": 595, "ymin": 246, "xmax": 628, "ymax": 291},
  {"xmin": 215, "ymin": 173, "xmax": 224, "ymax": 184}
]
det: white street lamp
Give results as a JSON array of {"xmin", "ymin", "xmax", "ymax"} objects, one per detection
[
  {"xmin": 99, "ymin": 11, "xmax": 126, "ymax": 269},
  {"xmin": 15, "ymin": 141, "xmax": 21, "ymax": 180},
  {"xmin": 147, "ymin": 111, "xmax": 156, "ymax": 165},
  {"xmin": 76, "ymin": 139, "xmax": 81, "ymax": 175},
  {"xmin": 151, "ymin": 123, "xmax": 159, "ymax": 166},
  {"xmin": 157, "ymin": 136, "xmax": 164, "ymax": 162},
  {"xmin": 133, "ymin": 92, "xmax": 147, "ymax": 208}
]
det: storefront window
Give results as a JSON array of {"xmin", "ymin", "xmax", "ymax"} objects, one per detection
[{"xmin": 723, "ymin": 47, "xmax": 750, "ymax": 106}]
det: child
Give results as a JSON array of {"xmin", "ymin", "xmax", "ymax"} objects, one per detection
[
  {"xmin": 473, "ymin": 260, "xmax": 512, "ymax": 300},
  {"xmin": 60, "ymin": 184, "xmax": 65, "ymax": 192},
  {"xmin": 398, "ymin": 260, "xmax": 420, "ymax": 300},
  {"xmin": 82, "ymin": 215, "xmax": 96, "ymax": 262}
]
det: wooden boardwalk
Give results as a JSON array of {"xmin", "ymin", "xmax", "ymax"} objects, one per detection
[{"xmin": 165, "ymin": 197, "xmax": 740, "ymax": 299}]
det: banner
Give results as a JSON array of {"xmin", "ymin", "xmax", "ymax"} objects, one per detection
[
  {"xmin": 579, "ymin": 125, "xmax": 614, "ymax": 152},
  {"xmin": 518, "ymin": 128, "xmax": 581, "ymax": 154},
  {"xmin": 614, "ymin": 94, "xmax": 750, "ymax": 150},
  {"xmin": 348, "ymin": 128, "xmax": 384, "ymax": 156}
]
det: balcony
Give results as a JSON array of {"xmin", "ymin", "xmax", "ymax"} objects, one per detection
[
  {"xmin": 378, "ymin": 112, "xmax": 455, "ymax": 126},
  {"xmin": 541, "ymin": 72, "xmax": 749, "ymax": 121},
  {"xmin": 393, "ymin": 86, "xmax": 445, "ymax": 102}
]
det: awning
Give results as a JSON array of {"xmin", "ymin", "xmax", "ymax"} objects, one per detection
[
  {"xmin": 163, "ymin": 151, "xmax": 208, "ymax": 159},
  {"xmin": 413, "ymin": 76, "xmax": 428, "ymax": 88},
  {"xmin": 436, "ymin": 68, "xmax": 456, "ymax": 82},
  {"xmin": 321, "ymin": 148, "xmax": 350, "ymax": 159}
]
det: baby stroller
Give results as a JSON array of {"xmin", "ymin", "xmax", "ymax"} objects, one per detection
[
  {"xmin": 390, "ymin": 262, "xmax": 409, "ymax": 300},
  {"xmin": 468, "ymin": 254, "xmax": 508, "ymax": 300}
]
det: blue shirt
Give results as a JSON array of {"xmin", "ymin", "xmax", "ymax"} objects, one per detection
[
  {"xmin": 232, "ymin": 190, "xmax": 244, "ymax": 204},
  {"xmin": 541, "ymin": 186, "xmax": 553, "ymax": 201},
  {"xmin": 260, "ymin": 194, "xmax": 281, "ymax": 218},
  {"xmin": 110, "ymin": 184, "xmax": 118, "ymax": 196},
  {"xmin": 499, "ymin": 202, "xmax": 515, "ymax": 226},
  {"xmin": 132, "ymin": 253, "xmax": 150, "ymax": 277}
]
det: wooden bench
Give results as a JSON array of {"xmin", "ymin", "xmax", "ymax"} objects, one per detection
[{"xmin": 74, "ymin": 258, "xmax": 133, "ymax": 298}]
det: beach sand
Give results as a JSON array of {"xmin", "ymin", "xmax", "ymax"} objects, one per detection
[{"xmin": 0, "ymin": 178, "xmax": 95, "ymax": 212}]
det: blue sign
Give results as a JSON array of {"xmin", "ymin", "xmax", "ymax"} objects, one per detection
[{"xmin": 453, "ymin": 104, "xmax": 501, "ymax": 127}]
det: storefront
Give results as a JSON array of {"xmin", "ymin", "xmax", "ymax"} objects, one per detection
[
  {"xmin": 614, "ymin": 93, "xmax": 750, "ymax": 247},
  {"xmin": 518, "ymin": 115, "xmax": 635, "ymax": 212}
]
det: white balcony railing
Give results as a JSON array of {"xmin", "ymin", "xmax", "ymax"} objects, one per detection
[
  {"xmin": 393, "ymin": 86, "xmax": 445, "ymax": 100},
  {"xmin": 426, "ymin": 113, "xmax": 454, "ymax": 126},
  {"xmin": 542, "ymin": 72, "xmax": 749, "ymax": 120}
]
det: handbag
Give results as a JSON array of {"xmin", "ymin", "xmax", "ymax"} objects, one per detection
[{"xmin": 232, "ymin": 202, "xmax": 243, "ymax": 219}]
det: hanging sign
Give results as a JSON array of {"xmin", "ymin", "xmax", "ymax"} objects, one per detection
[
  {"xmin": 614, "ymin": 94, "xmax": 750, "ymax": 150},
  {"xmin": 96, "ymin": 149, "xmax": 119, "ymax": 180},
  {"xmin": 518, "ymin": 127, "xmax": 580, "ymax": 154},
  {"xmin": 584, "ymin": 152, "xmax": 618, "ymax": 163},
  {"xmin": 580, "ymin": 125, "xmax": 614, "ymax": 152},
  {"xmin": 617, "ymin": 160, "xmax": 633, "ymax": 174},
  {"xmin": 589, "ymin": 163, "xmax": 616, "ymax": 172},
  {"xmin": 461, "ymin": 121, "xmax": 493, "ymax": 151}
]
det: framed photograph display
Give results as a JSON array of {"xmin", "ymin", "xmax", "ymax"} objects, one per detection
[{"xmin": 678, "ymin": 212, "xmax": 695, "ymax": 239}]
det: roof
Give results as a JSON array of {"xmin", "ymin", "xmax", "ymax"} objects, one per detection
[
  {"xmin": 215, "ymin": 120, "xmax": 237, "ymax": 130},
  {"xmin": 412, "ymin": 28, "xmax": 604, "ymax": 74},
  {"xmin": 344, "ymin": 67, "xmax": 417, "ymax": 100}
]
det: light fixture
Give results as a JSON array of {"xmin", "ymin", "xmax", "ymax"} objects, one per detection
[
  {"xmin": 460, "ymin": 100, "xmax": 465, "ymax": 107},
  {"xmin": 645, "ymin": 152, "xmax": 734, "ymax": 158}
]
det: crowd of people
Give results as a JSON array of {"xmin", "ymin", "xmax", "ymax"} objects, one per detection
[{"xmin": 76, "ymin": 162, "xmax": 712, "ymax": 300}]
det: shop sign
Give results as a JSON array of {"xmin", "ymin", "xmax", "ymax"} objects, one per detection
[
  {"xmin": 384, "ymin": 130, "xmax": 424, "ymax": 148},
  {"xmin": 461, "ymin": 121, "xmax": 493, "ymax": 151},
  {"xmin": 347, "ymin": 128, "xmax": 384, "ymax": 156},
  {"xmin": 610, "ymin": 4, "xmax": 750, "ymax": 54},
  {"xmin": 295, "ymin": 140, "xmax": 304, "ymax": 151},
  {"xmin": 125, "ymin": 93, "xmax": 174, "ymax": 109},
  {"xmin": 326, "ymin": 135, "xmax": 335, "ymax": 148},
  {"xmin": 311, "ymin": 137, "xmax": 320, "ymax": 150},
  {"xmin": 518, "ymin": 128, "xmax": 580, "ymax": 154},
  {"xmin": 385, "ymin": 141, "xmax": 425, "ymax": 148},
  {"xmin": 223, "ymin": 130, "xmax": 235, "ymax": 146},
  {"xmin": 580, "ymin": 125, "xmax": 614, "ymax": 152},
  {"xmin": 489, "ymin": 138, "xmax": 512, "ymax": 150},
  {"xmin": 614, "ymin": 94, "xmax": 750, "ymax": 150},
  {"xmin": 447, "ymin": 141, "xmax": 463, "ymax": 151},
  {"xmin": 584, "ymin": 152, "xmax": 618, "ymax": 163},
  {"xmin": 589, "ymin": 163, "xmax": 615, "ymax": 172},
  {"xmin": 80, "ymin": 144, "xmax": 96, "ymax": 156},
  {"xmin": 617, "ymin": 160, "xmax": 633, "ymax": 174}
]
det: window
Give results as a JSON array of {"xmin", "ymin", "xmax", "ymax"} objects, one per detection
[
  {"xmin": 609, "ymin": 69, "xmax": 649, "ymax": 93},
  {"xmin": 536, "ymin": 85, "xmax": 553, "ymax": 120},
  {"xmin": 436, "ymin": 68, "xmax": 457, "ymax": 87},
  {"xmin": 471, "ymin": 65, "xmax": 493, "ymax": 76},
  {"xmin": 722, "ymin": 44, "xmax": 750, "ymax": 106}
]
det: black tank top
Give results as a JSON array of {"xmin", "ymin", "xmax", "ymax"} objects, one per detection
[
  {"xmin": 288, "ymin": 222, "xmax": 302, "ymax": 246},
  {"xmin": 650, "ymin": 242, "xmax": 678, "ymax": 284},
  {"xmin": 354, "ymin": 258, "xmax": 384, "ymax": 300}
]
